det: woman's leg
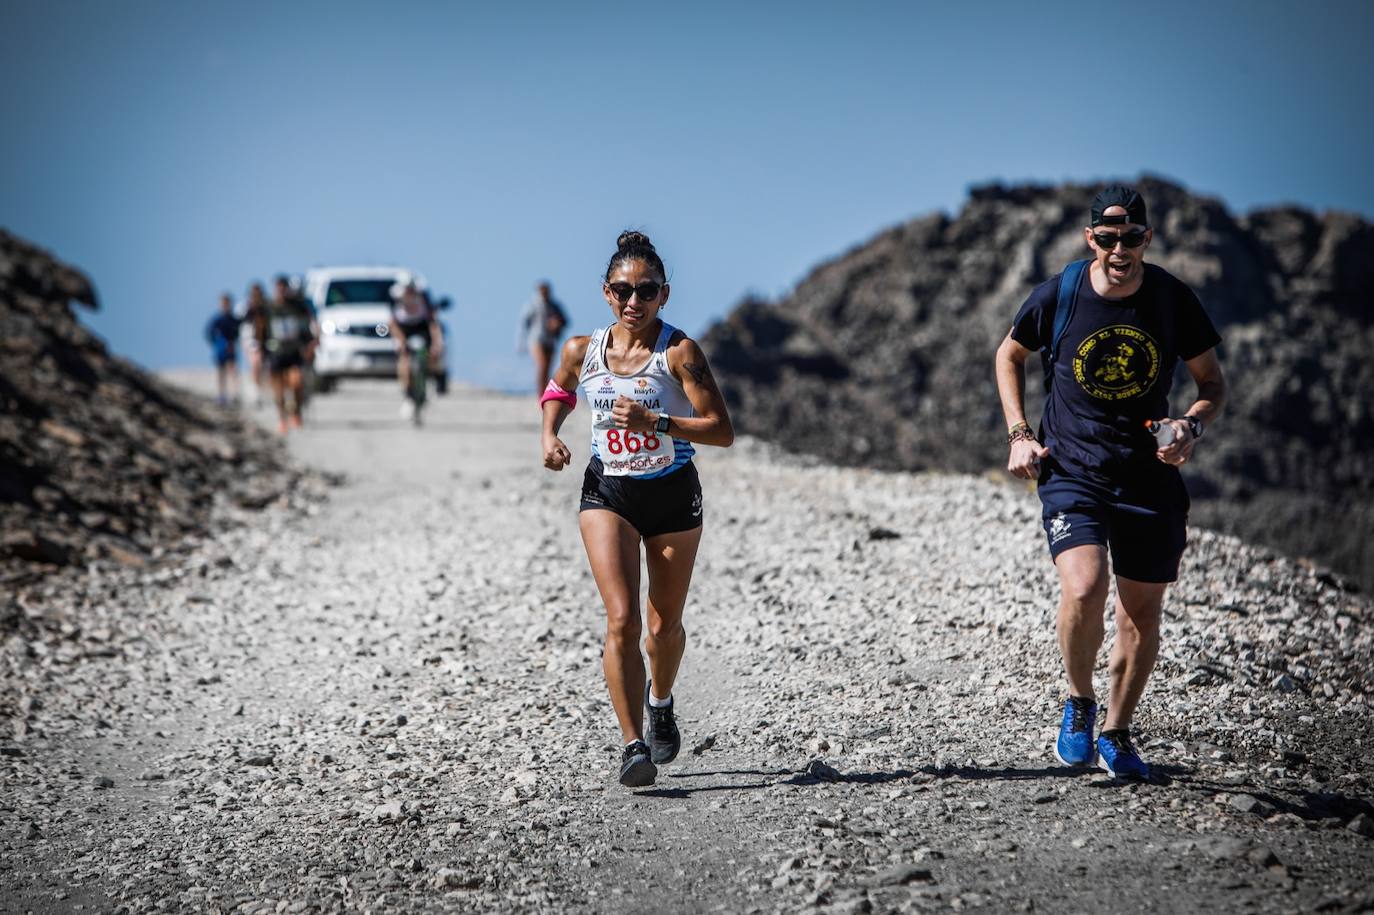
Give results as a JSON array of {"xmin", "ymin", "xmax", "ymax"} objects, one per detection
[
  {"xmin": 579, "ymin": 509, "xmax": 646, "ymax": 744},
  {"xmin": 642, "ymin": 526, "xmax": 703, "ymax": 701}
]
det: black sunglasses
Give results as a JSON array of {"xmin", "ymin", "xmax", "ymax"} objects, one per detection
[
  {"xmin": 607, "ymin": 281, "xmax": 663, "ymax": 303},
  {"xmin": 1092, "ymin": 229, "xmax": 1148, "ymax": 250}
]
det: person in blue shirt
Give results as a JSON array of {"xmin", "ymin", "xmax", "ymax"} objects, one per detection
[
  {"xmin": 994, "ymin": 186, "xmax": 1227, "ymax": 780},
  {"xmin": 205, "ymin": 292, "xmax": 242, "ymax": 406}
]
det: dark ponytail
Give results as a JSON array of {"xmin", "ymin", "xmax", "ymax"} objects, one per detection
[{"xmin": 604, "ymin": 230, "xmax": 667, "ymax": 283}]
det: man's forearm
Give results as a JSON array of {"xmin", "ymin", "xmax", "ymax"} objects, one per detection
[{"xmin": 1184, "ymin": 379, "xmax": 1226, "ymax": 427}]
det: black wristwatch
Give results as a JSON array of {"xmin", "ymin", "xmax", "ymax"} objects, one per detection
[
  {"xmin": 1183, "ymin": 415, "xmax": 1204, "ymax": 439},
  {"xmin": 655, "ymin": 414, "xmax": 671, "ymax": 434}
]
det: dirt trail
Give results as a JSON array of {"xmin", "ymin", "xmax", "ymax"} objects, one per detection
[{"xmin": 3, "ymin": 377, "xmax": 1372, "ymax": 914}]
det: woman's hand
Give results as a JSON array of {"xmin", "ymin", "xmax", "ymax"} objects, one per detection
[
  {"xmin": 543, "ymin": 434, "xmax": 572, "ymax": 471},
  {"xmin": 611, "ymin": 395, "xmax": 656, "ymax": 433}
]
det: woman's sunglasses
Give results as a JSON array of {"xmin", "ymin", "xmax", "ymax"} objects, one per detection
[
  {"xmin": 607, "ymin": 281, "xmax": 663, "ymax": 303},
  {"xmin": 1092, "ymin": 229, "xmax": 1148, "ymax": 250}
]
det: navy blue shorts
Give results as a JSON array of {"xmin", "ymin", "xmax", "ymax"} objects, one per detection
[
  {"xmin": 580, "ymin": 458, "xmax": 702, "ymax": 538},
  {"xmin": 1038, "ymin": 467, "xmax": 1189, "ymax": 583}
]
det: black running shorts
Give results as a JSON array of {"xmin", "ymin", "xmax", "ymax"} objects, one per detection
[
  {"xmin": 268, "ymin": 349, "xmax": 305, "ymax": 373},
  {"xmin": 1038, "ymin": 465, "xmax": 1189, "ymax": 583},
  {"xmin": 580, "ymin": 458, "xmax": 702, "ymax": 538}
]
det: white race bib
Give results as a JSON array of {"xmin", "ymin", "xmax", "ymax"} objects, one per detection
[{"xmin": 592, "ymin": 409, "xmax": 673, "ymax": 477}]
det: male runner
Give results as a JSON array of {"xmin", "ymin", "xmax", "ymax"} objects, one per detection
[
  {"xmin": 263, "ymin": 275, "xmax": 318, "ymax": 433},
  {"xmin": 993, "ymin": 186, "xmax": 1227, "ymax": 779}
]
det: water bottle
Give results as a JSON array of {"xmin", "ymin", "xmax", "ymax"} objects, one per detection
[{"xmin": 1144, "ymin": 419, "xmax": 1176, "ymax": 447}]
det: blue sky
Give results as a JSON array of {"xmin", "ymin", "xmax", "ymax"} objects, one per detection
[{"xmin": 3, "ymin": 0, "xmax": 1372, "ymax": 391}]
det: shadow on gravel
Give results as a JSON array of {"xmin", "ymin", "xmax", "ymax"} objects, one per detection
[
  {"xmin": 634, "ymin": 767, "xmax": 797, "ymax": 797},
  {"xmin": 926, "ymin": 764, "xmax": 1092, "ymax": 783}
]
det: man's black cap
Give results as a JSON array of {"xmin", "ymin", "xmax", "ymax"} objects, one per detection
[{"xmin": 1091, "ymin": 185, "xmax": 1148, "ymax": 227}]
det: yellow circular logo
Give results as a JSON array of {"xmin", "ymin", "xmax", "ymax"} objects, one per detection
[{"xmin": 1072, "ymin": 325, "xmax": 1161, "ymax": 401}]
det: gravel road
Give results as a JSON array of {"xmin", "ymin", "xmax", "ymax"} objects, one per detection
[{"xmin": 4, "ymin": 377, "xmax": 1373, "ymax": 914}]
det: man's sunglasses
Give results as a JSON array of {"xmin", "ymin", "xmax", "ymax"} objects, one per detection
[
  {"xmin": 1092, "ymin": 229, "xmax": 1148, "ymax": 250},
  {"xmin": 607, "ymin": 281, "xmax": 663, "ymax": 303}
]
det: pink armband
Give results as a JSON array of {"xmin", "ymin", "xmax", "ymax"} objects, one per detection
[{"xmin": 539, "ymin": 380, "xmax": 576, "ymax": 410}]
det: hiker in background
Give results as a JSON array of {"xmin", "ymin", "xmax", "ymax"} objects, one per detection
[
  {"xmin": 519, "ymin": 280, "xmax": 568, "ymax": 393},
  {"xmin": 239, "ymin": 281, "xmax": 270, "ymax": 408},
  {"xmin": 263, "ymin": 274, "xmax": 318, "ymax": 434},
  {"xmin": 205, "ymin": 292, "xmax": 241, "ymax": 406},
  {"xmin": 993, "ymin": 185, "xmax": 1227, "ymax": 780}
]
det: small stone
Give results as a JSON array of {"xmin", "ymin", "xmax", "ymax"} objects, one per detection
[
  {"xmin": 1347, "ymin": 813, "xmax": 1374, "ymax": 838},
  {"xmin": 137, "ymin": 770, "xmax": 166, "ymax": 781},
  {"xmin": 1272, "ymin": 673, "xmax": 1298, "ymax": 693},
  {"xmin": 804, "ymin": 760, "xmax": 843, "ymax": 782},
  {"xmin": 92, "ymin": 775, "xmax": 114, "ymax": 789},
  {"xmin": 432, "ymin": 868, "xmax": 481, "ymax": 890},
  {"xmin": 691, "ymin": 734, "xmax": 716, "ymax": 755},
  {"xmin": 24, "ymin": 823, "xmax": 41, "ymax": 840},
  {"xmin": 1, "ymin": 747, "xmax": 24, "ymax": 757},
  {"xmin": 1032, "ymin": 793, "xmax": 1058, "ymax": 804},
  {"xmin": 368, "ymin": 801, "xmax": 406, "ymax": 824},
  {"xmin": 1247, "ymin": 846, "xmax": 1281, "ymax": 869},
  {"xmin": 243, "ymin": 755, "xmax": 274, "ymax": 767},
  {"xmin": 1229, "ymin": 794, "xmax": 1274, "ymax": 817},
  {"xmin": 1200, "ymin": 837, "xmax": 1251, "ymax": 861},
  {"xmin": 876, "ymin": 864, "xmax": 934, "ymax": 886}
]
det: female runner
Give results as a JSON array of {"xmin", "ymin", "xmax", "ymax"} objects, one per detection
[{"xmin": 540, "ymin": 231, "xmax": 734, "ymax": 787}]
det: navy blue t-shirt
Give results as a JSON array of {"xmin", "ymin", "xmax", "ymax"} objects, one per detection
[{"xmin": 1010, "ymin": 262, "xmax": 1221, "ymax": 487}]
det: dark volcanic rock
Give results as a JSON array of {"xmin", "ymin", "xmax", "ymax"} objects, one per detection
[
  {"xmin": 0, "ymin": 228, "xmax": 297, "ymax": 587},
  {"xmin": 702, "ymin": 177, "xmax": 1374, "ymax": 589}
]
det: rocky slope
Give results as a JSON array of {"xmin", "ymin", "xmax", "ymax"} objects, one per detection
[
  {"xmin": 0, "ymin": 229, "xmax": 300, "ymax": 592},
  {"xmin": 701, "ymin": 177, "xmax": 1374, "ymax": 590}
]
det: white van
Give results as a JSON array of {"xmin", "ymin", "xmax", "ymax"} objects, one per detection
[{"xmin": 305, "ymin": 266, "xmax": 444, "ymax": 392}]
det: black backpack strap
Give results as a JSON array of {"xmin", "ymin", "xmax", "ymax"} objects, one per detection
[{"xmin": 1042, "ymin": 259, "xmax": 1090, "ymax": 389}]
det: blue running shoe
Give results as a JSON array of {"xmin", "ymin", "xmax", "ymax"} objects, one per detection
[
  {"xmin": 1054, "ymin": 696, "xmax": 1097, "ymax": 767},
  {"xmin": 1097, "ymin": 728, "xmax": 1150, "ymax": 781}
]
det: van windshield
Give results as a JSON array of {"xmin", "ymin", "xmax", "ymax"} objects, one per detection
[{"xmin": 325, "ymin": 280, "xmax": 395, "ymax": 306}]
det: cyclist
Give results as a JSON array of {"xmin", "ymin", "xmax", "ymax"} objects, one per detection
[
  {"xmin": 389, "ymin": 279, "xmax": 444, "ymax": 419},
  {"xmin": 540, "ymin": 230, "xmax": 734, "ymax": 788}
]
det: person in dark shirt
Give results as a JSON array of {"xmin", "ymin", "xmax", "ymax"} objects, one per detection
[
  {"xmin": 264, "ymin": 274, "xmax": 318, "ymax": 434},
  {"xmin": 993, "ymin": 186, "xmax": 1227, "ymax": 780},
  {"xmin": 205, "ymin": 292, "xmax": 241, "ymax": 406}
]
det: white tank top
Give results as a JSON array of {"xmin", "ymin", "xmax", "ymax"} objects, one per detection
[{"xmin": 578, "ymin": 322, "xmax": 695, "ymax": 478}]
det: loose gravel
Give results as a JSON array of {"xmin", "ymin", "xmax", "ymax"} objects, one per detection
[{"xmin": 3, "ymin": 379, "xmax": 1371, "ymax": 914}]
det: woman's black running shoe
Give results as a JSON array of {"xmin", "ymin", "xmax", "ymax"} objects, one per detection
[
  {"xmin": 619, "ymin": 740, "xmax": 657, "ymax": 787},
  {"xmin": 645, "ymin": 684, "xmax": 681, "ymax": 765}
]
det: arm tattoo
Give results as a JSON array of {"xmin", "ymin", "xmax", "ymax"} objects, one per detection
[{"xmin": 683, "ymin": 361, "xmax": 714, "ymax": 387}]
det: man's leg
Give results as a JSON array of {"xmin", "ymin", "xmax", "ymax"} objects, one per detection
[
  {"xmin": 1054, "ymin": 544, "xmax": 1110, "ymax": 699},
  {"xmin": 269, "ymin": 369, "xmax": 288, "ymax": 433},
  {"xmin": 1103, "ymin": 577, "xmax": 1166, "ymax": 730},
  {"xmin": 287, "ymin": 367, "xmax": 305, "ymax": 427}
]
